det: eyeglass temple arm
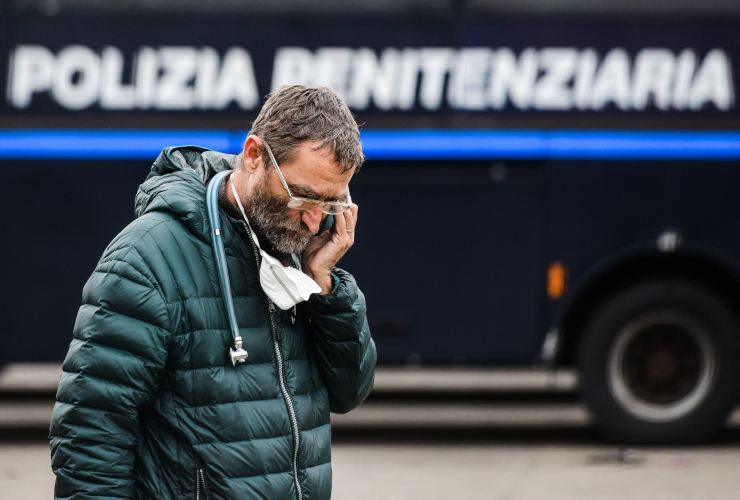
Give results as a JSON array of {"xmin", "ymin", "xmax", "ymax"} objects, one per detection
[{"xmin": 262, "ymin": 141, "xmax": 295, "ymax": 198}]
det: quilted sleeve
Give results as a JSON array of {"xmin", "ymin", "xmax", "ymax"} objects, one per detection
[
  {"xmin": 49, "ymin": 241, "xmax": 171, "ymax": 499},
  {"xmin": 303, "ymin": 267, "xmax": 377, "ymax": 414}
]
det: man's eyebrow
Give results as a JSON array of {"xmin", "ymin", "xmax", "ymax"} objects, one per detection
[{"xmin": 289, "ymin": 183, "xmax": 348, "ymax": 202}]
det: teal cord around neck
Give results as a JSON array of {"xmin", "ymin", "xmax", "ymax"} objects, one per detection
[{"xmin": 206, "ymin": 170, "xmax": 248, "ymax": 365}]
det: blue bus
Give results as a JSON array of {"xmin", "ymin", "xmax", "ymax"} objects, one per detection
[{"xmin": 2, "ymin": 2, "xmax": 740, "ymax": 443}]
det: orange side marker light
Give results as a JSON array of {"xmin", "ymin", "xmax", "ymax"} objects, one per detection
[{"xmin": 547, "ymin": 261, "xmax": 567, "ymax": 300}]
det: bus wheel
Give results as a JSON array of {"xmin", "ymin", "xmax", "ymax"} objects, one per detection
[{"xmin": 576, "ymin": 279, "xmax": 740, "ymax": 444}]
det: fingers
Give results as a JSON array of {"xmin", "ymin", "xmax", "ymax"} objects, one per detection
[
  {"xmin": 333, "ymin": 207, "xmax": 347, "ymax": 239},
  {"xmin": 302, "ymin": 205, "xmax": 358, "ymax": 276},
  {"xmin": 347, "ymin": 204, "xmax": 358, "ymax": 230},
  {"xmin": 341, "ymin": 203, "xmax": 357, "ymax": 246}
]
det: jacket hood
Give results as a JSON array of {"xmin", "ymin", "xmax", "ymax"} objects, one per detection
[{"xmin": 135, "ymin": 145, "xmax": 237, "ymax": 239}]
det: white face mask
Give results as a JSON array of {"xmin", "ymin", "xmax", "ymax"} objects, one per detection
[{"xmin": 230, "ymin": 175, "xmax": 321, "ymax": 310}]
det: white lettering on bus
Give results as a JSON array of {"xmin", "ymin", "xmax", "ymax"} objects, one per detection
[
  {"xmin": 8, "ymin": 45, "xmax": 54, "ymax": 108},
  {"xmin": 6, "ymin": 44, "xmax": 735, "ymax": 112},
  {"xmin": 689, "ymin": 49, "xmax": 734, "ymax": 110},
  {"xmin": 591, "ymin": 49, "xmax": 631, "ymax": 110},
  {"xmin": 535, "ymin": 48, "xmax": 579, "ymax": 110},
  {"xmin": 448, "ymin": 48, "xmax": 489, "ymax": 110},
  {"xmin": 8, "ymin": 44, "xmax": 258, "ymax": 110},
  {"xmin": 488, "ymin": 48, "xmax": 539, "ymax": 110},
  {"xmin": 100, "ymin": 46, "xmax": 134, "ymax": 109},
  {"xmin": 272, "ymin": 46, "xmax": 734, "ymax": 112},
  {"xmin": 52, "ymin": 45, "xmax": 100, "ymax": 110}
]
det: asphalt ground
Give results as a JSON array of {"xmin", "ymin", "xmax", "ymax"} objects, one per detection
[{"xmin": 1, "ymin": 364, "xmax": 739, "ymax": 499}]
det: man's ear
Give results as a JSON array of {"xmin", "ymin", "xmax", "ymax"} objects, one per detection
[{"xmin": 242, "ymin": 135, "xmax": 264, "ymax": 173}]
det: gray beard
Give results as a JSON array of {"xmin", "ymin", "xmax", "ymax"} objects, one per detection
[{"xmin": 245, "ymin": 179, "xmax": 314, "ymax": 255}]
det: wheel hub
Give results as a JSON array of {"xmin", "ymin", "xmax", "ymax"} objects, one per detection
[{"xmin": 608, "ymin": 310, "xmax": 715, "ymax": 423}]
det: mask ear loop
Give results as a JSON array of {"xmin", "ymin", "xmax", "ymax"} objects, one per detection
[
  {"xmin": 206, "ymin": 170, "xmax": 248, "ymax": 366},
  {"xmin": 229, "ymin": 174, "xmax": 264, "ymax": 252}
]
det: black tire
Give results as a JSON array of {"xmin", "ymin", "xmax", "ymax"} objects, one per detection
[{"xmin": 577, "ymin": 278, "xmax": 740, "ymax": 444}]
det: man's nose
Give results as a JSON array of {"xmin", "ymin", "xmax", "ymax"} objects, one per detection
[{"xmin": 301, "ymin": 206, "xmax": 323, "ymax": 233}]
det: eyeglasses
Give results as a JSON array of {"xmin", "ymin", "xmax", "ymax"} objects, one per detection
[{"xmin": 262, "ymin": 140, "xmax": 353, "ymax": 215}]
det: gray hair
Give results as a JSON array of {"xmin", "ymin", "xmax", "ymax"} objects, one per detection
[{"xmin": 249, "ymin": 85, "xmax": 364, "ymax": 174}]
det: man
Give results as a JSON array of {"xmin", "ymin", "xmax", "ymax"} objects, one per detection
[{"xmin": 49, "ymin": 85, "xmax": 376, "ymax": 499}]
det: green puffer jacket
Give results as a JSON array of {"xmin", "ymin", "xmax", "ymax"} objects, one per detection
[{"xmin": 49, "ymin": 146, "xmax": 377, "ymax": 499}]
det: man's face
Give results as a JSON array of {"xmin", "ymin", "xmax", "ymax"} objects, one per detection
[{"xmin": 245, "ymin": 140, "xmax": 353, "ymax": 254}]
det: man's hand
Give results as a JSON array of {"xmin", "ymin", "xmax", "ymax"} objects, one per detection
[{"xmin": 302, "ymin": 204, "xmax": 358, "ymax": 295}]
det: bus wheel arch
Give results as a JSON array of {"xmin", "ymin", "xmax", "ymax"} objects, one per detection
[{"xmin": 556, "ymin": 253, "xmax": 740, "ymax": 443}]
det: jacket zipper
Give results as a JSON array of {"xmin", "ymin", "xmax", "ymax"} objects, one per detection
[
  {"xmin": 195, "ymin": 468, "xmax": 209, "ymax": 500},
  {"xmin": 269, "ymin": 301, "xmax": 304, "ymax": 500},
  {"xmin": 241, "ymin": 221, "xmax": 304, "ymax": 500}
]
